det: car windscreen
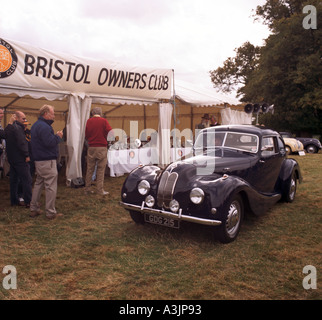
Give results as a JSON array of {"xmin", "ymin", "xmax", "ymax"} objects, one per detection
[{"xmin": 194, "ymin": 131, "xmax": 259, "ymax": 154}]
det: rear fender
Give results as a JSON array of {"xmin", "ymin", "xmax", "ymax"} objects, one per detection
[{"xmin": 277, "ymin": 158, "xmax": 303, "ymax": 190}]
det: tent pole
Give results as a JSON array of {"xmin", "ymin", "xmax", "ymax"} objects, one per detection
[
  {"xmin": 172, "ymin": 70, "xmax": 176, "ymax": 151},
  {"xmin": 191, "ymin": 106, "xmax": 193, "ymax": 132},
  {"xmin": 104, "ymin": 104, "xmax": 123, "ymax": 116},
  {"xmin": 3, "ymin": 96, "xmax": 21, "ymax": 126},
  {"xmin": 144, "ymin": 105, "xmax": 146, "ymax": 129}
]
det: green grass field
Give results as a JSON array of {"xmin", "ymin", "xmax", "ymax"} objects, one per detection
[{"xmin": 0, "ymin": 153, "xmax": 321, "ymax": 300}]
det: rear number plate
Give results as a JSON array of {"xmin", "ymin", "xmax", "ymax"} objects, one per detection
[{"xmin": 144, "ymin": 213, "xmax": 180, "ymax": 229}]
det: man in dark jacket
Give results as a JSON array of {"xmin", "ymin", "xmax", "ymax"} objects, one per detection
[
  {"xmin": 0, "ymin": 108, "xmax": 5, "ymax": 172},
  {"xmin": 0, "ymin": 108, "xmax": 5, "ymax": 158},
  {"xmin": 4, "ymin": 111, "xmax": 32, "ymax": 207},
  {"xmin": 30, "ymin": 105, "xmax": 63, "ymax": 219}
]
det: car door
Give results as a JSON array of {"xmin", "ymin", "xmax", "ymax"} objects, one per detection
[{"xmin": 250, "ymin": 136, "xmax": 284, "ymax": 193}]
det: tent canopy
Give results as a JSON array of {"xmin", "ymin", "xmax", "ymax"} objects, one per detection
[
  {"xmin": 174, "ymin": 79, "xmax": 239, "ymax": 106},
  {"xmin": 1, "ymin": 38, "xmax": 248, "ymax": 180},
  {"xmin": 0, "ymin": 38, "xmax": 173, "ymax": 101},
  {"xmin": 0, "ymin": 37, "xmax": 174, "ymax": 179}
]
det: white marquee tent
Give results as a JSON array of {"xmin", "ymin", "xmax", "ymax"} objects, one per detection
[
  {"xmin": 173, "ymin": 80, "xmax": 250, "ymax": 127},
  {"xmin": 0, "ymin": 38, "xmax": 175, "ymax": 180},
  {"xmin": 0, "ymin": 38, "xmax": 248, "ymax": 180}
]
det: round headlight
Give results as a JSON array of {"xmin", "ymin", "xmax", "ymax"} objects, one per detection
[
  {"xmin": 145, "ymin": 195, "xmax": 155, "ymax": 208},
  {"xmin": 138, "ymin": 180, "xmax": 150, "ymax": 195},
  {"xmin": 169, "ymin": 199, "xmax": 180, "ymax": 213},
  {"xmin": 190, "ymin": 188, "xmax": 204, "ymax": 204}
]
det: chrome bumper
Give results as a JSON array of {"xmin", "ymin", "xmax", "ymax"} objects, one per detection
[{"xmin": 120, "ymin": 201, "xmax": 222, "ymax": 227}]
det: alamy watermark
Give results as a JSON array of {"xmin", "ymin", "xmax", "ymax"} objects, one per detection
[
  {"xmin": 2, "ymin": 265, "xmax": 17, "ymax": 290},
  {"xmin": 303, "ymin": 265, "xmax": 317, "ymax": 290},
  {"xmin": 303, "ymin": 4, "xmax": 318, "ymax": 29},
  {"xmin": 0, "ymin": 265, "xmax": 318, "ymax": 291}
]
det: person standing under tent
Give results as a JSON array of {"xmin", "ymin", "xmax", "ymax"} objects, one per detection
[
  {"xmin": 210, "ymin": 115, "xmax": 219, "ymax": 126},
  {"xmin": 0, "ymin": 107, "xmax": 4, "ymax": 138},
  {"xmin": 84, "ymin": 107, "xmax": 112, "ymax": 196},
  {"xmin": 195, "ymin": 113, "xmax": 210, "ymax": 129},
  {"xmin": 4, "ymin": 111, "xmax": 32, "ymax": 207},
  {"xmin": 0, "ymin": 108, "xmax": 5, "ymax": 173},
  {"xmin": 30, "ymin": 105, "xmax": 63, "ymax": 219}
]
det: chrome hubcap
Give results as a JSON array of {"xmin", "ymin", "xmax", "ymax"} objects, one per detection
[
  {"xmin": 307, "ymin": 146, "xmax": 315, "ymax": 153},
  {"xmin": 226, "ymin": 201, "xmax": 241, "ymax": 237},
  {"xmin": 289, "ymin": 178, "xmax": 296, "ymax": 200}
]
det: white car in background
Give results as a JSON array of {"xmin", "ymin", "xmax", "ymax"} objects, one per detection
[{"xmin": 281, "ymin": 137, "xmax": 304, "ymax": 155}]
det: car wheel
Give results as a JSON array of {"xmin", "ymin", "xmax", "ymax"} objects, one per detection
[
  {"xmin": 129, "ymin": 210, "xmax": 145, "ymax": 224},
  {"xmin": 306, "ymin": 144, "xmax": 317, "ymax": 154},
  {"xmin": 214, "ymin": 194, "xmax": 244, "ymax": 243},
  {"xmin": 285, "ymin": 146, "xmax": 291, "ymax": 155},
  {"xmin": 283, "ymin": 172, "xmax": 297, "ymax": 203}
]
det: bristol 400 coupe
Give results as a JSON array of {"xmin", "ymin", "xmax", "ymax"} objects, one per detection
[{"xmin": 120, "ymin": 125, "xmax": 302, "ymax": 243}]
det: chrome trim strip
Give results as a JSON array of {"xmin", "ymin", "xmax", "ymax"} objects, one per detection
[
  {"xmin": 157, "ymin": 171, "xmax": 179, "ymax": 208},
  {"xmin": 157, "ymin": 171, "xmax": 169, "ymax": 207},
  {"xmin": 120, "ymin": 201, "xmax": 222, "ymax": 227}
]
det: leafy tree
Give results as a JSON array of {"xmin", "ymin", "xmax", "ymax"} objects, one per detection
[
  {"xmin": 210, "ymin": 0, "xmax": 322, "ymax": 136},
  {"xmin": 209, "ymin": 42, "xmax": 261, "ymax": 94},
  {"xmin": 254, "ymin": 0, "xmax": 305, "ymax": 30}
]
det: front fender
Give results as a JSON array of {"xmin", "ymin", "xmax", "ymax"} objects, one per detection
[
  {"xmin": 204, "ymin": 176, "xmax": 247, "ymax": 209},
  {"xmin": 205, "ymin": 176, "xmax": 281, "ymax": 218},
  {"xmin": 121, "ymin": 165, "xmax": 161, "ymax": 203}
]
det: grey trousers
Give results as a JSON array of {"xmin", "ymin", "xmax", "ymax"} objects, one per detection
[{"xmin": 30, "ymin": 160, "xmax": 58, "ymax": 218}]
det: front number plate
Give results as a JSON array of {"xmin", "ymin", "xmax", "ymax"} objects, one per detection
[{"xmin": 144, "ymin": 213, "xmax": 180, "ymax": 229}]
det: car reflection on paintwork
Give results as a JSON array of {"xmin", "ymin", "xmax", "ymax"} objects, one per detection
[{"xmin": 120, "ymin": 125, "xmax": 302, "ymax": 243}]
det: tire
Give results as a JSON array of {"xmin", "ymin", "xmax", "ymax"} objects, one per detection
[
  {"xmin": 129, "ymin": 210, "xmax": 145, "ymax": 224},
  {"xmin": 283, "ymin": 172, "xmax": 297, "ymax": 203},
  {"xmin": 306, "ymin": 144, "xmax": 317, "ymax": 154},
  {"xmin": 214, "ymin": 194, "xmax": 244, "ymax": 243}
]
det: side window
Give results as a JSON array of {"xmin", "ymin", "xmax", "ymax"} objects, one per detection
[
  {"xmin": 278, "ymin": 137, "xmax": 285, "ymax": 151},
  {"xmin": 262, "ymin": 136, "xmax": 276, "ymax": 157}
]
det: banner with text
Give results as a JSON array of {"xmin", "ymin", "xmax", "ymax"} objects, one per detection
[{"xmin": 0, "ymin": 38, "xmax": 173, "ymax": 100}]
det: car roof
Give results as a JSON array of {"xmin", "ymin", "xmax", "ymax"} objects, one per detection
[{"xmin": 201, "ymin": 125, "xmax": 279, "ymax": 137}]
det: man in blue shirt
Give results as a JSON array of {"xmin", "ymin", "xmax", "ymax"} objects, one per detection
[{"xmin": 30, "ymin": 105, "xmax": 63, "ymax": 219}]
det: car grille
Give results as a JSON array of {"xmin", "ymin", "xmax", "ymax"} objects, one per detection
[{"xmin": 157, "ymin": 171, "xmax": 179, "ymax": 208}]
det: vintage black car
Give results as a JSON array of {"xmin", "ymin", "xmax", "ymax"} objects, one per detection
[
  {"xmin": 120, "ymin": 125, "xmax": 302, "ymax": 243},
  {"xmin": 280, "ymin": 132, "xmax": 321, "ymax": 154}
]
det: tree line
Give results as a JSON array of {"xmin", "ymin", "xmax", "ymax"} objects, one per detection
[{"xmin": 210, "ymin": 0, "xmax": 321, "ymax": 136}]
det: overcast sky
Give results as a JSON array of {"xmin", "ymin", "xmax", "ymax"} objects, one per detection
[{"xmin": 1, "ymin": 0, "xmax": 270, "ymax": 98}]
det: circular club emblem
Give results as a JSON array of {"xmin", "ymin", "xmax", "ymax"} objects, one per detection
[{"xmin": 0, "ymin": 39, "xmax": 18, "ymax": 78}]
